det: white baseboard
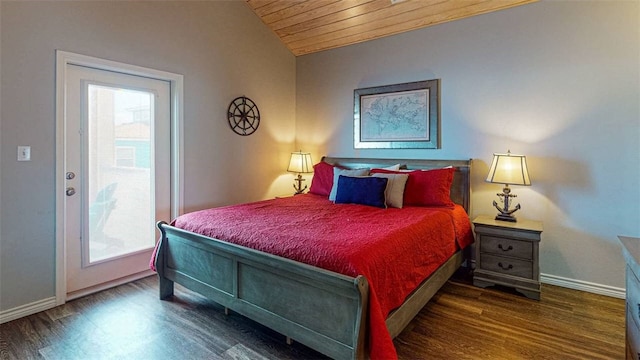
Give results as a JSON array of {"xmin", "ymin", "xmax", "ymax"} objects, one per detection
[
  {"xmin": 0, "ymin": 297, "xmax": 57, "ymax": 324},
  {"xmin": 541, "ymin": 273, "xmax": 625, "ymax": 299},
  {"xmin": 1, "ymin": 270, "xmax": 155, "ymax": 324}
]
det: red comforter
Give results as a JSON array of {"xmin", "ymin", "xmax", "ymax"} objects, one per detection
[{"xmin": 159, "ymin": 194, "xmax": 473, "ymax": 359}]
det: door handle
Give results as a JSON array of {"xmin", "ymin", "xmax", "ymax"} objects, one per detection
[{"xmin": 66, "ymin": 187, "xmax": 76, "ymax": 196}]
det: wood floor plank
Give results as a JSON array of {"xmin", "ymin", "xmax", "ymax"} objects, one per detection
[
  {"xmin": 0, "ymin": 275, "xmax": 624, "ymax": 359},
  {"xmin": 395, "ymin": 280, "xmax": 625, "ymax": 359}
]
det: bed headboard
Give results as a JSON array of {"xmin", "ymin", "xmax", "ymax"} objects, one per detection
[{"xmin": 321, "ymin": 157, "xmax": 472, "ymax": 213}]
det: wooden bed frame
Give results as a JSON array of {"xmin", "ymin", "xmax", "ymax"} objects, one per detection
[{"xmin": 154, "ymin": 157, "xmax": 472, "ymax": 359}]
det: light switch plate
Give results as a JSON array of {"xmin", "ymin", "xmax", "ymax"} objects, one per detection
[{"xmin": 17, "ymin": 146, "xmax": 31, "ymax": 161}]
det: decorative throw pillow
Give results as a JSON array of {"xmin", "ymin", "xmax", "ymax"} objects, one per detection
[
  {"xmin": 371, "ymin": 173, "xmax": 409, "ymax": 208},
  {"xmin": 334, "ymin": 175, "xmax": 388, "ymax": 208},
  {"xmin": 371, "ymin": 167, "xmax": 455, "ymax": 207},
  {"xmin": 309, "ymin": 161, "xmax": 339, "ymax": 197},
  {"xmin": 328, "ymin": 168, "xmax": 370, "ymax": 201}
]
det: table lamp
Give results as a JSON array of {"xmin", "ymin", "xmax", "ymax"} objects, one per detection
[
  {"xmin": 486, "ymin": 150, "xmax": 531, "ymax": 222},
  {"xmin": 287, "ymin": 151, "xmax": 313, "ymax": 195}
]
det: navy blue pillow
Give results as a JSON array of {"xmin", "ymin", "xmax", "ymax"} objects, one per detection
[{"xmin": 335, "ymin": 175, "xmax": 388, "ymax": 208}]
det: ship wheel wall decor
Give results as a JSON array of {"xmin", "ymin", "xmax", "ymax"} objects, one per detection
[{"xmin": 227, "ymin": 96, "xmax": 260, "ymax": 136}]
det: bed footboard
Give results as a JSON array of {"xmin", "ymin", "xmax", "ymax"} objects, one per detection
[{"xmin": 155, "ymin": 221, "xmax": 369, "ymax": 360}]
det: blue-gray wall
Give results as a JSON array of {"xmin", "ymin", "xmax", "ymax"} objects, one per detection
[
  {"xmin": 1, "ymin": 0, "xmax": 638, "ymax": 317},
  {"xmin": 0, "ymin": 1, "xmax": 296, "ymax": 312},
  {"xmin": 296, "ymin": 1, "xmax": 640, "ymax": 291}
]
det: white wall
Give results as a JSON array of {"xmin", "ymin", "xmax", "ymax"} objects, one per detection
[
  {"xmin": 296, "ymin": 1, "xmax": 639, "ymax": 291},
  {"xmin": 0, "ymin": 1, "xmax": 296, "ymax": 311}
]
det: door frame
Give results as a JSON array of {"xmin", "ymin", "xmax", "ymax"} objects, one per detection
[{"xmin": 54, "ymin": 50, "xmax": 184, "ymax": 305}]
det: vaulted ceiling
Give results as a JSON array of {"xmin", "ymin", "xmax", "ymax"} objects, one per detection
[{"xmin": 246, "ymin": 0, "xmax": 536, "ymax": 56}]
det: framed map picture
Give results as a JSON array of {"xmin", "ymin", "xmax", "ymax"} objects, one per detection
[{"xmin": 354, "ymin": 79, "xmax": 440, "ymax": 149}]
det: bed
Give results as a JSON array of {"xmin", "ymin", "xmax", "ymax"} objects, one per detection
[{"xmin": 153, "ymin": 157, "xmax": 473, "ymax": 359}]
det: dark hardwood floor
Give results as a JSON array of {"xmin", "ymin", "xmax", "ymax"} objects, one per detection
[{"xmin": 0, "ymin": 275, "xmax": 624, "ymax": 360}]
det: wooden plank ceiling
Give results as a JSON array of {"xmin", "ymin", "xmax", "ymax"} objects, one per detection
[{"xmin": 246, "ymin": 0, "xmax": 536, "ymax": 56}]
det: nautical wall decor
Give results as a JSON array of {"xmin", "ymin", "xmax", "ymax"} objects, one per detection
[{"xmin": 227, "ymin": 96, "xmax": 260, "ymax": 136}]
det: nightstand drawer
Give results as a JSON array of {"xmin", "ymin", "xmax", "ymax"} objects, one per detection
[
  {"xmin": 480, "ymin": 254, "xmax": 533, "ymax": 279},
  {"xmin": 480, "ymin": 236, "xmax": 533, "ymax": 260}
]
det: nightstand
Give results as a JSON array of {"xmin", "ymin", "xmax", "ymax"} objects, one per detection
[{"xmin": 473, "ymin": 215, "xmax": 543, "ymax": 300}]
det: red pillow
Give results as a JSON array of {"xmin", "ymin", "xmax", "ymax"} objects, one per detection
[
  {"xmin": 371, "ymin": 167, "xmax": 455, "ymax": 207},
  {"xmin": 309, "ymin": 161, "xmax": 338, "ymax": 197}
]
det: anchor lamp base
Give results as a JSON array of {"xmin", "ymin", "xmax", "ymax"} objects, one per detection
[
  {"xmin": 293, "ymin": 174, "xmax": 307, "ymax": 195},
  {"xmin": 495, "ymin": 212, "xmax": 517, "ymax": 222},
  {"xmin": 492, "ymin": 185, "xmax": 521, "ymax": 223}
]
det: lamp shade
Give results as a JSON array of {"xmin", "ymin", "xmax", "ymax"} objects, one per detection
[
  {"xmin": 287, "ymin": 151, "xmax": 313, "ymax": 174},
  {"xmin": 486, "ymin": 151, "xmax": 531, "ymax": 186}
]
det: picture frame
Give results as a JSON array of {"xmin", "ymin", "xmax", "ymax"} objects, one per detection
[{"xmin": 354, "ymin": 79, "xmax": 440, "ymax": 149}]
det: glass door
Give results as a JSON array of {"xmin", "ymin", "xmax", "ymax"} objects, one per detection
[{"xmin": 64, "ymin": 64, "xmax": 171, "ymax": 298}]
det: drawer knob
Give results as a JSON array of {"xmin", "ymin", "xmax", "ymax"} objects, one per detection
[
  {"xmin": 498, "ymin": 244, "xmax": 513, "ymax": 252},
  {"xmin": 498, "ymin": 262, "xmax": 513, "ymax": 270}
]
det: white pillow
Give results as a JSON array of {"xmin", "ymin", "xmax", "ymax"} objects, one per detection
[
  {"xmin": 329, "ymin": 168, "xmax": 370, "ymax": 201},
  {"xmin": 376, "ymin": 164, "xmax": 401, "ymax": 171},
  {"xmin": 372, "ymin": 173, "xmax": 409, "ymax": 208}
]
